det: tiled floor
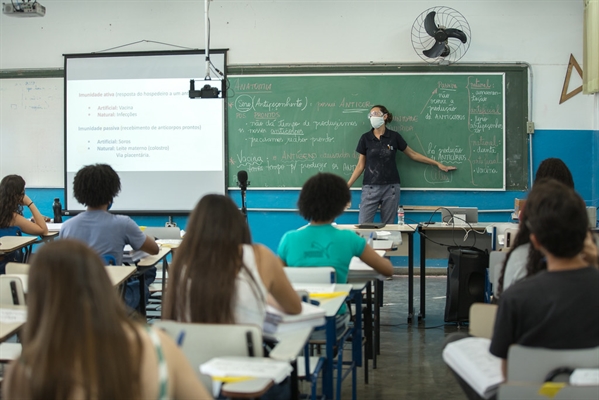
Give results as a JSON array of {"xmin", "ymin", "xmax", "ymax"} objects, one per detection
[{"xmin": 336, "ymin": 275, "xmax": 467, "ymax": 400}]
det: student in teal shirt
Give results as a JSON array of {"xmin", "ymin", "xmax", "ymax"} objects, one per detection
[
  {"xmin": 278, "ymin": 172, "xmax": 392, "ymax": 330},
  {"xmin": 278, "ymin": 172, "xmax": 392, "ymax": 286}
]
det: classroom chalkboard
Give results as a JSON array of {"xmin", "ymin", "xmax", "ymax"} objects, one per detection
[
  {"xmin": 227, "ymin": 72, "xmax": 507, "ymax": 190},
  {"xmin": 227, "ymin": 63, "xmax": 528, "ymax": 190}
]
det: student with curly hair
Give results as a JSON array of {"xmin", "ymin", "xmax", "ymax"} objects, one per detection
[
  {"xmin": 278, "ymin": 173, "xmax": 393, "ymax": 330},
  {"xmin": 2, "ymin": 239, "xmax": 211, "ymax": 399},
  {"xmin": 60, "ymin": 164, "xmax": 158, "ymax": 308}
]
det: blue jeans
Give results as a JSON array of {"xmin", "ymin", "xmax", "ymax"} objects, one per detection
[{"xmin": 359, "ymin": 184, "xmax": 401, "ymax": 224}]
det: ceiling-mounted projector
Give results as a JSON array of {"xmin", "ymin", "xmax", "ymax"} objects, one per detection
[{"xmin": 3, "ymin": 1, "xmax": 46, "ymax": 17}]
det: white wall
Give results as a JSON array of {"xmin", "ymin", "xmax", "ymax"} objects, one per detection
[{"xmin": 0, "ymin": 0, "xmax": 595, "ymax": 130}]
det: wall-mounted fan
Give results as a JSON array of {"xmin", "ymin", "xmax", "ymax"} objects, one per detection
[{"xmin": 411, "ymin": 6, "xmax": 471, "ymax": 64}]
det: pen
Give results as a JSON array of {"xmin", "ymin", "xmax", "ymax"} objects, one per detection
[
  {"xmin": 246, "ymin": 331, "xmax": 255, "ymax": 357},
  {"xmin": 176, "ymin": 330, "xmax": 186, "ymax": 347}
]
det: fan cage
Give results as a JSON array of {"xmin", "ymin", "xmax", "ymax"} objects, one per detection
[{"xmin": 411, "ymin": 6, "xmax": 471, "ymax": 64}]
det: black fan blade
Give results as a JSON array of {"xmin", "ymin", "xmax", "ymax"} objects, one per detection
[
  {"xmin": 441, "ymin": 46, "xmax": 450, "ymax": 57},
  {"xmin": 445, "ymin": 28, "xmax": 467, "ymax": 43},
  {"xmin": 423, "ymin": 41, "xmax": 446, "ymax": 58},
  {"xmin": 424, "ymin": 11, "xmax": 438, "ymax": 37}
]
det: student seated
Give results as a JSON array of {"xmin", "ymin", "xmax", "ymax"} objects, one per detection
[
  {"xmin": 278, "ymin": 172, "xmax": 393, "ymax": 331},
  {"xmin": 2, "ymin": 239, "xmax": 211, "ymax": 399},
  {"xmin": 496, "ymin": 157, "xmax": 575, "ymax": 297},
  {"xmin": 446, "ymin": 180, "xmax": 599, "ymax": 400},
  {"xmin": 490, "ymin": 179, "xmax": 599, "ymax": 376},
  {"xmin": 163, "ymin": 194, "xmax": 301, "ymax": 325},
  {"xmin": 59, "ymin": 164, "xmax": 159, "ymax": 309},
  {"xmin": 0, "ymin": 175, "xmax": 48, "ymax": 273}
]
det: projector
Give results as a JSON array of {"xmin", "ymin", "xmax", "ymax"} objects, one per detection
[
  {"xmin": 189, "ymin": 79, "xmax": 221, "ymax": 99},
  {"xmin": 3, "ymin": 1, "xmax": 46, "ymax": 17}
]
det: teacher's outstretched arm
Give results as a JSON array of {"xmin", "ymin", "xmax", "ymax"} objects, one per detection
[
  {"xmin": 403, "ymin": 146, "xmax": 457, "ymax": 172},
  {"xmin": 347, "ymin": 154, "xmax": 366, "ymax": 187}
]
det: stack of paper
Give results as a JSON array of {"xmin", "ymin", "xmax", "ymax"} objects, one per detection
[
  {"xmin": 200, "ymin": 356, "xmax": 293, "ymax": 384},
  {"xmin": 263, "ymin": 302, "xmax": 325, "ymax": 334},
  {"xmin": 442, "ymin": 337, "xmax": 504, "ymax": 399},
  {"xmin": 0, "ymin": 308, "xmax": 27, "ymax": 323},
  {"xmin": 123, "ymin": 245, "xmax": 149, "ymax": 263}
]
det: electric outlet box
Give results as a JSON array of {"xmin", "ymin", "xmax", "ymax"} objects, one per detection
[{"xmin": 526, "ymin": 121, "xmax": 535, "ymax": 134}]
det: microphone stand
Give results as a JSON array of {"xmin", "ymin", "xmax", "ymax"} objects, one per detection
[{"xmin": 239, "ymin": 182, "xmax": 249, "ymax": 224}]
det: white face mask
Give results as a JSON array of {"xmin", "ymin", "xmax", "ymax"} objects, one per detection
[{"xmin": 369, "ymin": 116, "xmax": 385, "ymax": 129}]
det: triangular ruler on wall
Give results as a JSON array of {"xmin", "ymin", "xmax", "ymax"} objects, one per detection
[{"xmin": 559, "ymin": 54, "xmax": 583, "ymax": 104}]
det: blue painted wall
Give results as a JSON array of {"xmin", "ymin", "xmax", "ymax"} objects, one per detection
[{"xmin": 21, "ymin": 129, "xmax": 598, "ymax": 267}]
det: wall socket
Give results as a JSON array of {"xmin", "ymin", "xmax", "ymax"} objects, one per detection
[{"xmin": 526, "ymin": 121, "xmax": 535, "ymax": 134}]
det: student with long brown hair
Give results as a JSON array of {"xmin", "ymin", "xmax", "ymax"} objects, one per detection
[
  {"xmin": 163, "ymin": 194, "xmax": 301, "ymax": 325},
  {"xmin": 0, "ymin": 174, "xmax": 48, "ymax": 274},
  {"xmin": 0, "ymin": 174, "xmax": 48, "ymax": 236},
  {"xmin": 2, "ymin": 239, "xmax": 211, "ymax": 399}
]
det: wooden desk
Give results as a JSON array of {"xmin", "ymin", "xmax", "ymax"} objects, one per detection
[
  {"xmin": 6, "ymin": 265, "xmax": 138, "ymax": 293},
  {"xmin": 0, "ymin": 305, "xmax": 27, "ymax": 342},
  {"xmin": 418, "ymin": 222, "xmax": 492, "ymax": 321},
  {"xmin": 135, "ymin": 246, "xmax": 171, "ymax": 317},
  {"xmin": 0, "ymin": 236, "xmax": 37, "ymax": 255},
  {"xmin": 104, "ymin": 266, "xmax": 137, "ymax": 287}
]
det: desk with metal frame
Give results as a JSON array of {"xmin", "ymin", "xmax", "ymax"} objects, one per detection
[
  {"xmin": 133, "ymin": 246, "xmax": 171, "ymax": 317},
  {"xmin": 292, "ymin": 283, "xmax": 353, "ymax": 400},
  {"xmin": 336, "ymin": 224, "xmax": 417, "ymax": 323}
]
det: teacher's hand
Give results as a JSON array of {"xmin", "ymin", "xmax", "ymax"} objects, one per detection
[{"xmin": 438, "ymin": 163, "xmax": 457, "ymax": 172}]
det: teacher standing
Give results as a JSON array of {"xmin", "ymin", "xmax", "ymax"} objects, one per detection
[{"xmin": 347, "ymin": 105, "xmax": 456, "ymax": 224}]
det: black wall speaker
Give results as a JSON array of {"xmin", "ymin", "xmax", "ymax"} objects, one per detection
[{"xmin": 444, "ymin": 246, "xmax": 489, "ymax": 322}]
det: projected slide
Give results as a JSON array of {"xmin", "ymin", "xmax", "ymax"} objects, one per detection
[
  {"xmin": 66, "ymin": 79, "xmax": 222, "ymax": 172},
  {"xmin": 64, "ymin": 51, "xmax": 226, "ymax": 213}
]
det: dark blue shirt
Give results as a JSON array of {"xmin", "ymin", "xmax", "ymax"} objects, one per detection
[{"xmin": 356, "ymin": 128, "xmax": 408, "ymax": 185}]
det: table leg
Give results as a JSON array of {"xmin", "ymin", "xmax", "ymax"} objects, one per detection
[
  {"xmin": 138, "ymin": 271, "xmax": 146, "ymax": 317},
  {"xmin": 323, "ymin": 316, "xmax": 335, "ymax": 400},
  {"xmin": 419, "ymin": 228, "xmax": 426, "ymax": 321},
  {"xmin": 375, "ymin": 280, "xmax": 381, "ymax": 358},
  {"xmin": 408, "ymin": 231, "xmax": 414, "ymax": 323}
]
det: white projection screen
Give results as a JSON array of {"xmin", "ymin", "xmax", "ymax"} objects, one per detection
[{"xmin": 64, "ymin": 50, "xmax": 226, "ymax": 213}]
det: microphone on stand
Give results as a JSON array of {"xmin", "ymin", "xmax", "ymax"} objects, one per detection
[
  {"xmin": 237, "ymin": 170, "xmax": 249, "ymax": 191},
  {"xmin": 237, "ymin": 170, "xmax": 249, "ymax": 223}
]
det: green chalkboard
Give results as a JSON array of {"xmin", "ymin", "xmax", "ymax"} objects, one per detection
[{"xmin": 227, "ymin": 73, "xmax": 508, "ymax": 190}]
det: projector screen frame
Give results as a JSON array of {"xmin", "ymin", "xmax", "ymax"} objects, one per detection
[{"xmin": 63, "ymin": 49, "xmax": 228, "ymax": 215}]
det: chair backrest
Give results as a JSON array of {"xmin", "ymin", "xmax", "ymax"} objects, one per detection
[
  {"xmin": 144, "ymin": 227, "xmax": 182, "ymax": 240},
  {"xmin": 284, "ymin": 267, "xmax": 336, "ymax": 284},
  {"xmin": 0, "ymin": 275, "xmax": 26, "ymax": 305},
  {"xmin": 499, "ymin": 383, "xmax": 599, "ymax": 400},
  {"xmin": 468, "ymin": 303, "xmax": 498, "ymax": 339},
  {"xmin": 488, "ymin": 251, "xmax": 506, "ymax": 296},
  {"xmin": 103, "ymin": 254, "xmax": 117, "ymax": 266},
  {"xmin": 5, "ymin": 262, "xmax": 30, "ymax": 275},
  {"xmin": 153, "ymin": 320, "xmax": 263, "ymax": 390},
  {"xmin": 506, "ymin": 345, "xmax": 599, "ymax": 383}
]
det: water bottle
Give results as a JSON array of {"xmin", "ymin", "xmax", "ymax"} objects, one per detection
[
  {"xmin": 397, "ymin": 205, "xmax": 405, "ymax": 225},
  {"xmin": 52, "ymin": 198, "xmax": 63, "ymax": 223}
]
